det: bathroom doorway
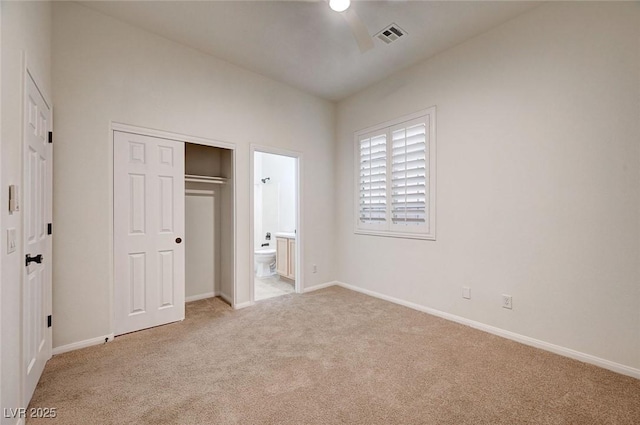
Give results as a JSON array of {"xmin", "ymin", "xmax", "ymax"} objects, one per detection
[{"xmin": 250, "ymin": 147, "xmax": 302, "ymax": 302}]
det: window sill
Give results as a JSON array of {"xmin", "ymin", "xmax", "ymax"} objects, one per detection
[{"xmin": 354, "ymin": 229, "xmax": 436, "ymax": 241}]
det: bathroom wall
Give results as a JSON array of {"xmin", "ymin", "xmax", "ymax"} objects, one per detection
[
  {"xmin": 254, "ymin": 152, "xmax": 296, "ymax": 250},
  {"xmin": 260, "ymin": 183, "xmax": 279, "ymax": 247},
  {"xmin": 253, "ymin": 155, "xmax": 264, "ymax": 250}
]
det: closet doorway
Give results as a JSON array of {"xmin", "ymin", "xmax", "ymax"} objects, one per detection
[
  {"xmin": 250, "ymin": 146, "xmax": 302, "ymax": 302},
  {"xmin": 112, "ymin": 124, "xmax": 235, "ymax": 336},
  {"xmin": 184, "ymin": 143, "xmax": 234, "ymax": 305}
]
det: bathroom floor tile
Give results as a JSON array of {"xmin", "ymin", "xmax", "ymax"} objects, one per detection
[{"xmin": 255, "ymin": 276, "xmax": 295, "ymax": 301}]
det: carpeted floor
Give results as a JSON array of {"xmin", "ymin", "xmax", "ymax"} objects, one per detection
[{"xmin": 28, "ymin": 287, "xmax": 640, "ymax": 424}]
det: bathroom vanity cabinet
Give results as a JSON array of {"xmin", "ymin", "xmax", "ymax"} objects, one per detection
[{"xmin": 276, "ymin": 234, "xmax": 296, "ymax": 280}]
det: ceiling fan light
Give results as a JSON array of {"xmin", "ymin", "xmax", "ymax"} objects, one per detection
[{"xmin": 329, "ymin": 0, "xmax": 350, "ymax": 13}]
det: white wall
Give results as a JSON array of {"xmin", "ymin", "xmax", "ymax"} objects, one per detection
[
  {"xmin": 259, "ymin": 183, "xmax": 279, "ymax": 245},
  {"xmin": 254, "ymin": 152, "xmax": 296, "ymax": 250},
  {"xmin": 1, "ymin": 1, "xmax": 52, "ymax": 420},
  {"xmin": 51, "ymin": 2, "xmax": 335, "ymax": 348},
  {"xmin": 335, "ymin": 2, "xmax": 640, "ymax": 370},
  {"xmin": 266, "ymin": 153, "xmax": 296, "ymax": 234},
  {"xmin": 253, "ymin": 154, "xmax": 264, "ymax": 250},
  {"xmin": 185, "ymin": 193, "xmax": 216, "ymax": 300}
]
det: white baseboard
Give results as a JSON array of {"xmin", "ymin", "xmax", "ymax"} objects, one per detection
[
  {"xmin": 233, "ymin": 301, "xmax": 254, "ymax": 310},
  {"xmin": 185, "ymin": 292, "xmax": 216, "ymax": 302},
  {"xmin": 219, "ymin": 292, "xmax": 233, "ymax": 306},
  {"xmin": 303, "ymin": 280, "xmax": 339, "ymax": 293},
  {"xmin": 52, "ymin": 333, "xmax": 114, "ymax": 356},
  {"xmin": 334, "ymin": 281, "xmax": 640, "ymax": 380}
]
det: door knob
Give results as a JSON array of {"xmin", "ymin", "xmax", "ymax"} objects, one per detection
[
  {"xmin": 175, "ymin": 237, "xmax": 182, "ymax": 244},
  {"xmin": 25, "ymin": 254, "xmax": 43, "ymax": 266}
]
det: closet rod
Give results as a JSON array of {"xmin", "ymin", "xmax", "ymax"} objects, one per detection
[{"xmin": 185, "ymin": 174, "xmax": 227, "ymax": 184}]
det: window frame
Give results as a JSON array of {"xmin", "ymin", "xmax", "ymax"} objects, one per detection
[{"xmin": 353, "ymin": 107, "xmax": 436, "ymax": 241}]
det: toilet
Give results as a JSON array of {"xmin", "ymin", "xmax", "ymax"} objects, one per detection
[{"xmin": 254, "ymin": 248, "xmax": 276, "ymax": 278}]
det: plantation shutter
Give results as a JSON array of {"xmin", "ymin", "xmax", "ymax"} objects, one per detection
[
  {"xmin": 354, "ymin": 108, "xmax": 435, "ymax": 239},
  {"xmin": 358, "ymin": 132, "xmax": 387, "ymax": 227},
  {"xmin": 390, "ymin": 118, "xmax": 428, "ymax": 232}
]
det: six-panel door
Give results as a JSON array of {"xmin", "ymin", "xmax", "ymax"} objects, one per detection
[
  {"xmin": 23, "ymin": 71, "xmax": 53, "ymax": 403},
  {"xmin": 114, "ymin": 131, "xmax": 185, "ymax": 336}
]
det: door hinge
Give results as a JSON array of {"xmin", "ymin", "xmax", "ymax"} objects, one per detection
[
  {"xmin": 47, "ymin": 315, "xmax": 52, "ymax": 328},
  {"xmin": 47, "ymin": 223, "xmax": 52, "ymax": 235},
  {"xmin": 48, "ymin": 131, "xmax": 53, "ymax": 144}
]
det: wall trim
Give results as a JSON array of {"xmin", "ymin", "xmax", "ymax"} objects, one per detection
[
  {"xmin": 52, "ymin": 334, "xmax": 115, "ymax": 356},
  {"xmin": 111, "ymin": 122, "xmax": 235, "ymax": 150},
  {"xmin": 50, "ymin": 281, "xmax": 638, "ymax": 379},
  {"xmin": 219, "ymin": 292, "xmax": 233, "ymax": 306},
  {"xmin": 185, "ymin": 292, "xmax": 216, "ymax": 303},
  {"xmin": 303, "ymin": 281, "xmax": 339, "ymax": 293},
  {"xmin": 233, "ymin": 301, "xmax": 254, "ymax": 310},
  {"xmin": 333, "ymin": 281, "xmax": 640, "ymax": 380}
]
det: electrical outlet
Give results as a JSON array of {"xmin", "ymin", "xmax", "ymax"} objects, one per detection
[
  {"xmin": 312, "ymin": 264, "xmax": 317, "ymax": 273},
  {"xmin": 462, "ymin": 286, "xmax": 471, "ymax": 299},
  {"xmin": 502, "ymin": 294, "xmax": 513, "ymax": 310}
]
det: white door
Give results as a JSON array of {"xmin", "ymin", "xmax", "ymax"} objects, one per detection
[
  {"xmin": 114, "ymin": 131, "xmax": 185, "ymax": 335},
  {"xmin": 23, "ymin": 71, "xmax": 53, "ymax": 403}
]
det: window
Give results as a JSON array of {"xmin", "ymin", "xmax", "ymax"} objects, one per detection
[{"xmin": 355, "ymin": 108, "xmax": 436, "ymax": 240}]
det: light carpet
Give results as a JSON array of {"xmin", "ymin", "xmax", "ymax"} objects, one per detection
[{"xmin": 28, "ymin": 286, "xmax": 640, "ymax": 424}]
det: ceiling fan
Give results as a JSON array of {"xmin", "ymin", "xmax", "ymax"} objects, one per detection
[{"xmin": 328, "ymin": 0, "xmax": 375, "ymax": 53}]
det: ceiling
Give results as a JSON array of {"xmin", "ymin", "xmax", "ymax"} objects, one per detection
[{"xmin": 79, "ymin": 1, "xmax": 540, "ymax": 101}]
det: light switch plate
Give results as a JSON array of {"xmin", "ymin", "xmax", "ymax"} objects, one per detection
[
  {"xmin": 7, "ymin": 228, "xmax": 17, "ymax": 254},
  {"xmin": 462, "ymin": 286, "xmax": 471, "ymax": 299}
]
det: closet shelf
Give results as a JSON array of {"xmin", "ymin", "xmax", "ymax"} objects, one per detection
[{"xmin": 185, "ymin": 174, "xmax": 228, "ymax": 185}]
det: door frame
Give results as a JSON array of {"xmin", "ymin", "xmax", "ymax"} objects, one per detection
[
  {"xmin": 249, "ymin": 145, "xmax": 303, "ymax": 302},
  {"xmin": 109, "ymin": 122, "xmax": 237, "ymax": 336},
  {"xmin": 0, "ymin": 5, "xmax": 3, "ymax": 409}
]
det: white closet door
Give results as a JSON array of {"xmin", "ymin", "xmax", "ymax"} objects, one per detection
[
  {"xmin": 23, "ymin": 71, "xmax": 52, "ymax": 403},
  {"xmin": 114, "ymin": 131, "xmax": 185, "ymax": 335}
]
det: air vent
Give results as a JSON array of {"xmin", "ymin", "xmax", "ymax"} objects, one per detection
[{"xmin": 375, "ymin": 23, "xmax": 406, "ymax": 45}]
